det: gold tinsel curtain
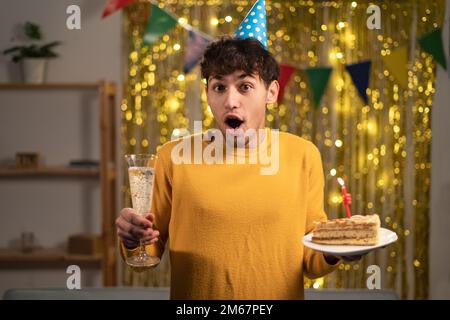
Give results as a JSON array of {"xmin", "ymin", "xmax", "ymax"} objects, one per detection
[{"xmin": 120, "ymin": 0, "xmax": 445, "ymax": 299}]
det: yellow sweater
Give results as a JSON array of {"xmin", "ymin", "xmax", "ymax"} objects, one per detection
[{"xmin": 121, "ymin": 128, "xmax": 338, "ymax": 299}]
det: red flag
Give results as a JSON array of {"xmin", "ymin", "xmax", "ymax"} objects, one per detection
[
  {"xmin": 102, "ymin": 0, "xmax": 136, "ymax": 18},
  {"xmin": 277, "ymin": 64, "xmax": 296, "ymax": 103}
]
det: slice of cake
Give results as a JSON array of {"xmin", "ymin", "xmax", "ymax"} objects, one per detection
[{"xmin": 312, "ymin": 214, "xmax": 380, "ymax": 246}]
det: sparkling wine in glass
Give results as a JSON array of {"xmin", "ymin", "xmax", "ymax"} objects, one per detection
[{"xmin": 125, "ymin": 154, "xmax": 160, "ymax": 268}]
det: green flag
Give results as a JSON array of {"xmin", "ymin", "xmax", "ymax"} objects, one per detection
[
  {"xmin": 418, "ymin": 28, "xmax": 447, "ymax": 70},
  {"xmin": 305, "ymin": 67, "xmax": 333, "ymax": 108},
  {"xmin": 143, "ymin": 4, "xmax": 178, "ymax": 45}
]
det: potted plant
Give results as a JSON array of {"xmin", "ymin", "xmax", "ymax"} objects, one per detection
[{"xmin": 3, "ymin": 22, "xmax": 61, "ymax": 83}]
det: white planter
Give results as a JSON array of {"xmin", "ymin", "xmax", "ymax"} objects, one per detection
[{"xmin": 22, "ymin": 58, "xmax": 47, "ymax": 83}]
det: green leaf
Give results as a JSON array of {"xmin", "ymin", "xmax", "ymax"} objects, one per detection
[
  {"xmin": 40, "ymin": 41, "xmax": 61, "ymax": 51},
  {"xmin": 24, "ymin": 22, "xmax": 42, "ymax": 40},
  {"xmin": 39, "ymin": 48, "xmax": 58, "ymax": 58},
  {"xmin": 22, "ymin": 44, "xmax": 39, "ymax": 57},
  {"xmin": 3, "ymin": 46, "xmax": 22, "ymax": 54}
]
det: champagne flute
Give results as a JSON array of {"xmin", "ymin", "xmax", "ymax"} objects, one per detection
[{"xmin": 125, "ymin": 154, "xmax": 161, "ymax": 268}]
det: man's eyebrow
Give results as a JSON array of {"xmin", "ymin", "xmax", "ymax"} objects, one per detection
[
  {"xmin": 209, "ymin": 75, "xmax": 224, "ymax": 81},
  {"xmin": 209, "ymin": 73, "xmax": 257, "ymax": 82},
  {"xmin": 237, "ymin": 73, "xmax": 256, "ymax": 80}
]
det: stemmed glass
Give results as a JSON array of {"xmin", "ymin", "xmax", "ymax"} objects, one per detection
[{"xmin": 125, "ymin": 154, "xmax": 161, "ymax": 268}]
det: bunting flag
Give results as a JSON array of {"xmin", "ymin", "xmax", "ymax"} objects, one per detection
[
  {"xmin": 235, "ymin": 0, "xmax": 268, "ymax": 50},
  {"xmin": 277, "ymin": 64, "xmax": 296, "ymax": 104},
  {"xmin": 305, "ymin": 67, "xmax": 333, "ymax": 108},
  {"xmin": 345, "ymin": 60, "xmax": 372, "ymax": 104},
  {"xmin": 382, "ymin": 46, "xmax": 408, "ymax": 88},
  {"xmin": 418, "ymin": 28, "xmax": 447, "ymax": 70},
  {"xmin": 102, "ymin": 0, "xmax": 136, "ymax": 18},
  {"xmin": 184, "ymin": 30, "xmax": 212, "ymax": 74},
  {"xmin": 143, "ymin": 4, "xmax": 178, "ymax": 46}
]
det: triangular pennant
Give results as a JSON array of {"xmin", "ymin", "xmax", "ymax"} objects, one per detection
[
  {"xmin": 143, "ymin": 4, "xmax": 178, "ymax": 45},
  {"xmin": 381, "ymin": 46, "xmax": 408, "ymax": 88},
  {"xmin": 305, "ymin": 67, "xmax": 332, "ymax": 108},
  {"xmin": 277, "ymin": 64, "xmax": 296, "ymax": 104},
  {"xmin": 184, "ymin": 30, "xmax": 212, "ymax": 74},
  {"xmin": 235, "ymin": 0, "xmax": 268, "ymax": 50},
  {"xmin": 102, "ymin": 0, "xmax": 136, "ymax": 18},
  {"xmin": 345, "ymin": 60, "xmax": 371, "ymax": 104},
  {"xmin": 418, "ymin": 28, "xmax": 447, "ymax": 70}
]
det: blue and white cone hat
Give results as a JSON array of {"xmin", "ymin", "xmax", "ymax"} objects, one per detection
[{"xmin": 234, "ymin": 0, "xmax": 268, "ymax": 50}]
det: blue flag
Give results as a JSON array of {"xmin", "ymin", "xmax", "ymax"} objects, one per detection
[
  {"xmin": 345, "ymin": 60, "xmax": 372, "ymax": 104},
  {"xmin": 184, "ymin": 30, "xmax": 211, "ymax": 74}
]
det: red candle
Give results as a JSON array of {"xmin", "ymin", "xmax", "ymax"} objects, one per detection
[{"xmin": 337, "ymin": 177, "xmax": 352, "ymax": 218}]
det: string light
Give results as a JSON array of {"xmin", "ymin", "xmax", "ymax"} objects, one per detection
[
  {"xmin": 312, "ymin": 277, "xmax": 324, "ymax": 289},
  {"xmin": 336, "ymin": 21, "xmax": 345, "ymax": 30}
]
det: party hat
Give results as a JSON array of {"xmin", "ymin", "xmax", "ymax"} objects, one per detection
[{"xmin": 235, "ymin": 0, "xmax": 268, "ymax": 50}]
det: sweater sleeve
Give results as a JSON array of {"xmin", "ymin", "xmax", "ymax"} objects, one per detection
[
  {"xmin": 302, "ymin": 142, "xmax": 340, "ymax": 279},
  {"xmin": 119, "ymin": 145, "xmax": 173, "ymax": 261}
]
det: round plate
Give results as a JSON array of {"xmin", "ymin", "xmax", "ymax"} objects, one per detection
[{"xmin": 302, "ymin": 227, "xmax": 398, "ymax": 256}]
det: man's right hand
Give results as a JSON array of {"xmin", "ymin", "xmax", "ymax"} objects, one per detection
[{"xmin": 116, "ymin": 208, "xmax": 160, "ymax": 249}]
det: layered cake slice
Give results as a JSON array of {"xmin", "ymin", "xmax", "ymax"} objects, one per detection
[{"xmin": 312, "ymin": 214, "xmax": 380, "ymax": 245}]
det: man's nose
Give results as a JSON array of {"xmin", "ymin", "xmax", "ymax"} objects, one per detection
[{"xmin": 224, "ymin": 87, "xmax": 240, "ymax": 110}]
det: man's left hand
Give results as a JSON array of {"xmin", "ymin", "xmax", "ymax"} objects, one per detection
[{"xmin": 324, "ymin": 254, "xmax": 363, "ymax": 265}]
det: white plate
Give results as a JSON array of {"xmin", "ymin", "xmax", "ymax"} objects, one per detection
[{"xmin": 302, "ymin": 227, "xmax": 398, "ymax": 256}]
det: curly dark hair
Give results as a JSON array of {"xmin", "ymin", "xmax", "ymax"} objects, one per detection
[{"xmin": 200, "ymin": 36, "xmax": 280, "ymax": 88}]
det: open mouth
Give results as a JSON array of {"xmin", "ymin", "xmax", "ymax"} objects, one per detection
[{"xmin": 224, "ymin": 115, "xmax": 244, "ymax": 129}]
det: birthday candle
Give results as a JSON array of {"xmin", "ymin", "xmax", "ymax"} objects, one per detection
[{"xmin": 337, "ymin": 177, "xmax": 352, "ymax": 218}]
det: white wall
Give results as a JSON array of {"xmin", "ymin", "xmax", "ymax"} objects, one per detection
[
  {"xmin": 429, "ymin": 0, "xmax": 450, "ymax": 300},
  {"xmin": 0, "ymin": 0, "xmax": 122, "ymax": 297},
  {"xmin": 430, "ymin": 68, "xmax": 450, "ymax": 300}
]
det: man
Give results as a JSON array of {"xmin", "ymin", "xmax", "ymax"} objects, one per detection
[{"xmin": 116, "ymin": 36, "xmax": 354, "ymax": 299}]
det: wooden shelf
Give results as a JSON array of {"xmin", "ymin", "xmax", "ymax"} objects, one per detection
[
  {"xmin": 0, "ymin": 248, "xmax": 102, "ymax": 269},
  {"xmin": 0, "ymin": 166, "xmax": 100, "ymax": 178},
  {"xmin": 0, "ymin": 83, "xmax": 101, "ymax": 90},
  {"xmin": 0, "ymin": 80, "xmax": 118, "ymax": 284}
]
